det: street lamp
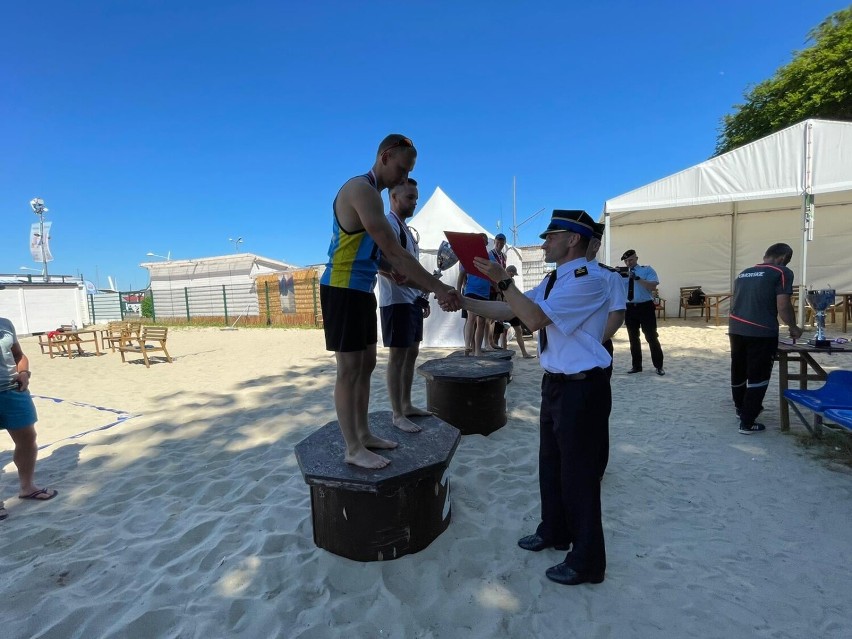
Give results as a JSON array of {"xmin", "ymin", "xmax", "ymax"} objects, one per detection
[
  {"xmin": 228, "ymin": 237, "xmax": 243, "ymax": 253},
  {"xmin": 146, "ymin": 251, "xmax": 171, "ymax": 261},
  {"xmin": 30, "ymin": 197, "xmax": 49, "ymax": 282}
]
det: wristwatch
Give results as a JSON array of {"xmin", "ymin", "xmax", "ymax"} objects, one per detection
[{"xmin": 497, "ymin": 278, "xmax": 513, "ymax": 291}]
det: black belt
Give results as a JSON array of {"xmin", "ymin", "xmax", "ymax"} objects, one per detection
[{"xmin": 543, "ymin": 368, "xmax": 603, "ymax": 382}]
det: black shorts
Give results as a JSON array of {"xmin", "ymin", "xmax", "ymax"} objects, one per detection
[
  {"xmin": 380, "ymin": 303, "xmax": 424, "ymax": 348},
  {"xmin": 320, "ymin": 284, "xmax": 377, "ymax": 352}
]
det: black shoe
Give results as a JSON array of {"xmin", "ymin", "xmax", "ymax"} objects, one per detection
[
  {"xmin": 545, "ymin": 562, "xmax": 605, "ymax": 585},
  {"xmin": 627, "ymin": 368, "xmax": 642, "ymax": 374},
  {"xmin": 656, "ymin": 368, "xmax": 665, "ymax": 376},
  {"xmin": 518, "ymin": 534, "xmax": 571, "ymax": 552},
  {"xmin": 739, "ymin": 422, "xmax": 766, "ymax": 435}
]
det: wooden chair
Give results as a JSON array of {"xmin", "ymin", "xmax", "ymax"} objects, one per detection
[
  {"xmin": 102, "ymin": 321, "xmax": 142, "ymax": 352},
  {"xmin": 118, "ymin": 325, "xmax": 172, "ymax": 368},
  {"xmin": 678, "ymin": 286, "xmax": 706, "ymax": 319},
  {"xmin": 652, "ymin": 289, "xmax": 666, "ymax": 320}
]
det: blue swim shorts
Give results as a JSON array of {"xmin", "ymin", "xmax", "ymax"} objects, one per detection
[{"xmin": 0, "ymin": 389, "xmax": 38, "ymax": 430}]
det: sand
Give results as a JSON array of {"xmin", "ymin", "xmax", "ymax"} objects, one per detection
[{"xmin": 1, "ymin": 323, "xmax": 850, "ymax": 639}]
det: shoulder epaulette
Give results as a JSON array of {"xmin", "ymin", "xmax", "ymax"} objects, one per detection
[
  {"xmin": 598, "ymin": 263, "xmax": 618, "ymax": 273},
  {"xmin": 574, "ymin": 265, "xmax": 589, "ymax": 277}
]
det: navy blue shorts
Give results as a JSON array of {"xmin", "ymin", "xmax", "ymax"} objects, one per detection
[
  {"xmin": 0, "ymin": 389, "xmax": 38, "ymax": 430},
  {"xmin": 380, "ymin": 303, "xmax": 424, "ymax": 348},
  {"xmin": 320, "ymin": 285, "xmax": 378, "ymax": 352}
]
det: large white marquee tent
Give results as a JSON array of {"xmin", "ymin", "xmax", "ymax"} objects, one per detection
[
  {"xmin": 401, "ymin": 187, "xmax": 521, "ymax": 347},
  {"xmin": 603, "ymin": 119, "xmax": 852, "ymax": 320}
]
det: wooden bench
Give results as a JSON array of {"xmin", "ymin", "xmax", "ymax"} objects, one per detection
[
  {"xmin": 678, "ymin": 286, "xmax": 706, "ymax": 319},
  {"xmin": 118, "ymin": 325, "xmax": 171, "ymax": 367},
  {"xmin": 101, "ymin": 320, "xmax": 142, "ymax": 352}
]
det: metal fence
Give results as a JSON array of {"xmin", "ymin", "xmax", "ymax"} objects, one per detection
[{"xmin": 143, "ymin": 270, "xmax": 322, "ymax": 327}]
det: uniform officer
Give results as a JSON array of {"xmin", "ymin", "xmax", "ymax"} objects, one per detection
[
  {"xmin": 620, "ymin": 249, "xmax": 665, "ymax": 375},
  {"xmin": 453, "ymin": 209, "xmax": 611, "ymax": 586}
]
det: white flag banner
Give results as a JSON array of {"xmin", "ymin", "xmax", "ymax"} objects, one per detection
[{"xmin": 29, "ymin": 221, "xmax": 54, "ymax": 263}]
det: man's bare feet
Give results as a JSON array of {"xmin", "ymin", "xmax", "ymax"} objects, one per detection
[
  {"xmin": 345, "ymin": 448, "xmax": 391, "ymax": 469},
  {"xmin": 393, "ymin": 415, "xmax": 422, "ymax": 433},
  {"xmin": 363, "ymin": 434, "xmax": 399, "ymax": 450},
  {"xmin": 404, "ymin": 405, "xmax": 432, "ymax": 417}
]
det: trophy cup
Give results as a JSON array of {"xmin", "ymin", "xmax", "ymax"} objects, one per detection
[
  {"xmin": 806, "ymin": 289, "xmax": 836, "ymax": 348},
  {"xmin": 433, "ymin": 240, "xmax": 459, "ymax": 278}
]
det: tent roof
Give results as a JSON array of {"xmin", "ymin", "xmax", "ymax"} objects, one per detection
[
  {"xmin": 408, "ymin": 187, "xmax": 492, "ymax": 249},
  {"xmin": 140, "ymin": 253, "xmax": 297, "ymax": 276},
  {"xmin": 605, "ymin": 119, "xmax": 852, "ymax": 221}
]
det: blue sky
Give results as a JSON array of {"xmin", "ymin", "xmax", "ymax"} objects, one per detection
[{"xmin": 3, "ymin": 0, "xmax": 847, "ymax": 291}]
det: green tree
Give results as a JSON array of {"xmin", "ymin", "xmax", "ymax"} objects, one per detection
[
  {"xmin": 141, "ymin": 292, "xmax": 154, "ymax": 318},
  {"xmin": 715, "ymin": 6, "xmax": 852, "ymax": 155}
]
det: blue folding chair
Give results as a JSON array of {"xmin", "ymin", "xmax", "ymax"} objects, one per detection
[
  {"xmin": 823, "ymin": 408, "xmax": 852, "ymax": 433},
  {"xmin": 783, "ymin": 370, "xmax": 852, "ymax": 435}
]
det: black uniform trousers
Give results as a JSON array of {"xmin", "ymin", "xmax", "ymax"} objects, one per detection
[
  {"xmin": 625, "ymin": 300, "xmax": 664, "ymax": 370},
  {"xmin": 729, "ymin": 333, "xmax": 777, "ymax": 425},
  {"xmin": 536, "ymin": 368, "xmax": 611, "ymax": 575}
]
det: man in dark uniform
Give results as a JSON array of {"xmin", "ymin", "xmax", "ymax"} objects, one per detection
[
  {"xmin": 448, "ymin": 210, "xmax": 611, "ymax": 586},
  {"xmin": 729, "ymin": 243, "xmax": 802, "ymax": 434}
]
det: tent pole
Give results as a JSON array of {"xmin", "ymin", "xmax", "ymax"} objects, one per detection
[
  {"xmin": 729, "ymin": 202, "xmax": 738, "ymax": 293},
  {"xmin": 799, "ymin": 121, "xmax": 814, "ymax": 327}
]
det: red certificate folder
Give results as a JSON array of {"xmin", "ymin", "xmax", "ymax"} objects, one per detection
[{"xmin": 444, "ymin": 231, "xmax": 490, "ymax": 278}]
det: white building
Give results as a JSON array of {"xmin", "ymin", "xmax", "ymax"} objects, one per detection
[{"xmin": 140, "ymin": 254, "xmax": 297, "ymax": 321}]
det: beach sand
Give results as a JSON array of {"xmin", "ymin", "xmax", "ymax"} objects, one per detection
[{"xmin": 1, "ymin": 324, "xmax": 850, "ymax": 638}]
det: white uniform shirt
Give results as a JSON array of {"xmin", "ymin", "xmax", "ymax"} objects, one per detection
[
  {"xmin": 377, "ymin": 211, "xmax": 420, "ymax": 306},
  {"xmin": 588, "ymin": 259, "xmax": 627, "ymax": 313},
  {"xmin": 525, "ymin": 257, "xmax": 611, "ymax": 374}
]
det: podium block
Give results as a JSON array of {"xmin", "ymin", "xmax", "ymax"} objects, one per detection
[
  {"xmin": 417, "ymin": 357, "xmax": 513, "ymax": 436},
  {"xmin": 294, "ymin": 411, "xmax": 460, "ymax": 562}
]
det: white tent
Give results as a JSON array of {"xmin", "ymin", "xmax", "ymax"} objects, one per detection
[
  {"xmin": 393, "ymin": 187, "xmax": 522, "ymax": 347},
  {"xmin": 603, "ymin": 119, "xmax": 852, "ymax": 320}
]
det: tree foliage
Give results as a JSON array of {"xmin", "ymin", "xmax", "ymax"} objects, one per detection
[
  {"xmin": 141, "ymin": 293, "xmax": 154, "ymax": 318},
  {"xmin": 715, "ymin": 6, "xmax": 852, "ymax": 155}
]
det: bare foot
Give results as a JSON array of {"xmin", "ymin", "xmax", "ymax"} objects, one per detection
[
  {"xmin": 522, "ymin": 354, "xmax": 536, "ymax": 359},
  {"xmin": 363, "ymin": 434, "xmax": 399, "ymax": 450},
  {"xmin": 404, "ymin": 405, "xmax": 432, "ymax": 417},
  {"xmin": 345, "ymin": 448, "xmax": 391, "ymax": 469},
  {"xmin": 393, "ymin": 415, "xmax": 422, "ymax": 433}
]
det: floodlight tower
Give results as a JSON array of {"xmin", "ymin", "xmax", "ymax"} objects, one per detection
[
  {"xmin": 30, "ymin": 197, "xmax": 49, "ymax": 281},
  {"xmin": 229, "ymin": 237, "xmax": 243, "ymax": 253}
]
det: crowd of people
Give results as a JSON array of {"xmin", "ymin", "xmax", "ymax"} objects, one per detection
[
  {"xmin": 313, "ymin": 133, "xmax": 805, "ymax": 586},
  {"xmin": 2, "ymin": 133, "xmax": 803, "ymax": 591}
]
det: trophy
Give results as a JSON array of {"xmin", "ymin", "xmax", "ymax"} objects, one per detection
[
  {"xmin": 806, "ymin": 289, "xmax": 836, "ymax": 348},
  {"xmin": 433, "ymin": 240, "xmax": 459, "ymax": 278}
]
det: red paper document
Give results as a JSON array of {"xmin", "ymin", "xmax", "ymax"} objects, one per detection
[{"xmin": 444, "ymin": 231, "xmax": 490, "ymax": 278}]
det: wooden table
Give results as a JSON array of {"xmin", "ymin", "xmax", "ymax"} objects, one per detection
[
  {"xmin": 704, "ymin": 293, "xmax": 731, "ymax": 326},
  {"xmin": 41, "ymin": 329, "xmax": 102, "ymax": 359},
  {"xmin": 776, "ymin": 340, "xmax": 852, "ymax": 431}
]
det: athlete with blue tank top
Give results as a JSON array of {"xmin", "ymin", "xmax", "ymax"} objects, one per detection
[{"xmin": 319, "ymin": 134, "xmax": 460, "ymax": 470}]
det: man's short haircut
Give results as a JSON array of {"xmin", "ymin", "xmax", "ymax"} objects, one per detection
[
  {"xmin": 389, "ymin": 178, "xmax": 418, "ymax": 195},
  {"xmin": 378, "ymin": 134, "xmax": 417, "ymax": 156},
  {"xmin": 764, "ymin": 243, "xmax": 793, "ymax": 260}
]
